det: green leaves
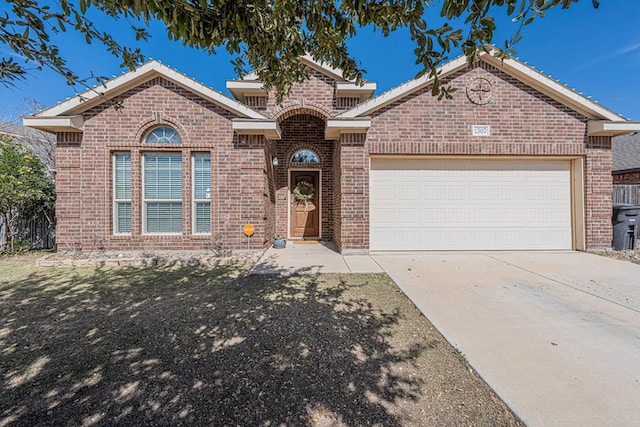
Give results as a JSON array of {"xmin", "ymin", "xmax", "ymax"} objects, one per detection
[
  {"xmin": 0, "ymin": 0, "xmax": 599, "ymax": 101},
  {"xmin": 0, "ymin": 136, "xmax": 55, "ymax": 252}
]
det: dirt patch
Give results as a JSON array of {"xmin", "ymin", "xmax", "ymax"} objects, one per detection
[
  {"xmin": 0, "ymin": 254, "xmax": 522, "ymax": 426},
  {"xmin": 589, "ymin": 249, "xmax": 640, "ymax": 265}
]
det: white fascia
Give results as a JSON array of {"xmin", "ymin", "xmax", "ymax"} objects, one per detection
[
  {"xmin": 232, "ymin": 119, "xmax": 281, "ymax": 140},
  {"xmin": 337, "ymin": 56, "xmax": 467, "ymax": 118},
  {"xmin": 33, "ymin": 60, "xmax": 267, "ymax": 120},
  {"xmin": 300, "ymin": 55, "xmax": 349, "ymax": 81},
  {"xmin": 587, "ymin": 121, "xmax": 640, "ymax": 136},
  {"xmin": 22, "ymin": 115, "xmax": 84, "ymax": 133},
  {"xmin": 336, "ymin": 82, "xmax": 377, "ymax": 101},
  {"xmin": 325, "ymin": 118, "xmax": 371, "ymax": 140},
  {"xmin": 226, "ymin": 80, "xmax": 266, "ymax": 101},
  {"xmin": 481, "ymin": 54, "xmax": 625, "ymax": 121},
  {"xmin": 338, "ymin": 51, "xmax": 627, "ymax": 121}
]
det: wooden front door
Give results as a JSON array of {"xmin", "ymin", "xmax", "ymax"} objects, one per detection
[{"xmin": 290, "ymin": 170, "xmax": 320, "ymax": 238}]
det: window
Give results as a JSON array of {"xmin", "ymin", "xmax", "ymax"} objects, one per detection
[
  {"xmin": 145, "ymin": 127, "xmax": 182, "ymax": 144},
  {"xmin": 143, "ymin": 153, "xmax": 182, "ymax": 233},
  {"xmin": 113, "ymin": 153, "xmax": 131, "ymax": 234},
  {"xmin": 192, "ymin": 153, "xmax": 211, "ymax": 234},
  {"xmin": 291, "ymin": 149, "xmax": 320, "ymax": 163}
]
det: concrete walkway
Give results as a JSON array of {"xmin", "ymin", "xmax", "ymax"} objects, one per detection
[
  {"xmin": 374, "ymin": 252, "xmax": 640, "ymax": 427},
  {"xmin": 251, "ymin": 246, "xmax": 640, "ymax": 425},
  {"xmin": 250, "ymin": 241, "xmax": 383, "ymax": 274}
]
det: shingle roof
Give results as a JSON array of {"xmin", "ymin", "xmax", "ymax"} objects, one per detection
[{"xmin": 613, "ymin": 133, "xmax": 640, "ymax": 173}]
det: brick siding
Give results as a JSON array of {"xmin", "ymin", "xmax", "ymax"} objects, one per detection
[
  {"xmin": 613, "ymin": 171, "xmax": 640, "ymax": 185},
  {"xmin": 52, "ymin": 61, "xmax": 614, "ymax": 252},
  {"xmin": 56, "ymin": 77, "xmax": 268, "ymax": 251},
  {"xmin": 272, "ymin": 115, "xmax": 335, "ymax": 241},
  {"xmin": 363, "ymin": 62, "xmax": 612, "ymax": 249}
]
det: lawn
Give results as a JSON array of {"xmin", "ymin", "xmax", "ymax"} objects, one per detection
[{"xmin": 0, "ymin": 254, "xmax": 522, "ymax": 426}]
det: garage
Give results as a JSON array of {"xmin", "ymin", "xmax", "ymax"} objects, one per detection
[{"xmin": 370, "ymin": 158, "xmax": 575, "ymax": 251}]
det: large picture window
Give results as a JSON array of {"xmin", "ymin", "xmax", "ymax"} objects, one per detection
[
  {"xmin": 113, "ymin": 153, "xmax": 131, "ymax": 234},
  {"xmin": 143, "ymin": 153, "xmax": 182, "ymax": 233},
  {"xmin": 192, "ymin": 153, "xmax": 211, "ymax": 234}
]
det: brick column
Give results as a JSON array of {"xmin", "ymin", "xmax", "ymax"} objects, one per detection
[
  {"xmin": 338, "ymin": 134, "xmax": 369, "ymax": 253},
  {"xmin": 585, "ymin": 136, "xmax": 613, "ymax": 248}
]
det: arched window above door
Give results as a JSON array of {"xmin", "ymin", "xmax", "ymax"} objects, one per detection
[
  {"xmin": 291, "ymin": 149, "xmax": 320, "ymax": 163},
  {"xmin": 144, "ymin": 126, "xmax": 182, "ymax": 144}
]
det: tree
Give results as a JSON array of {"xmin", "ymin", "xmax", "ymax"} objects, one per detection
[
  {"xmin": 1, "ymin": 99, "xmax": 56, "ymax": 173},
  {"xmin": 0, "ymin": 135, "xmax": 55, "ymax": 252},
  {"xmin": 1, "ymin": 0, "xmax": 599, "ymax": 100}
]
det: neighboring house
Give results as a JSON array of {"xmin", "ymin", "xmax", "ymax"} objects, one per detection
[
  {"xmin": 0, "ymin": 122, "xmax": 56, "ymax": 177},
  {"xmin": 613, "ymin": 133, "xmax": 640, "ymax": 184},
  {"xmin": 24, "ymin": 53, "xmax": 640, "ymax": 253}
]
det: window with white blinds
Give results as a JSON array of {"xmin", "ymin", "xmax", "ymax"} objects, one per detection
[
  {"xmin": 143, "ymin": 153, "xmax": 182, "ymax": 233},
  {"xmin": 192, "ymin": 153, "xmax": 211, "ymax": 234},
  {"xmin": 113, "ymin": 153, "xmax": 131, "ymax": 234}
]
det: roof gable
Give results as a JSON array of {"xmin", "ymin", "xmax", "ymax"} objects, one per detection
[
  {"xmin": 338, "ymin": 52, "xmax": 626, "ymax": 122},
  {"xmin": 242, "ymin": 55, "xmax": 351, "ymax": 82},
  {"xmin": 31, "ymin": 60, "xmax": 267, "ymax": 121},
  {"xmin": 227, "ymin": 55, "xmax": 376, "ymax": 102}
]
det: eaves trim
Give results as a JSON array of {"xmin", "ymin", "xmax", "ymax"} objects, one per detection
[
  {"xmin": 338, "ymin": 51, "xmax": 627, "ymax": 122},
  {"xmin": 33, "ymin": 60, "xmax": 267, "ymax": 120}
]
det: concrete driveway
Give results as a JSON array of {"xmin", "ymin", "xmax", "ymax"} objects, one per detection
[{"xmin": 374, "ymin": 252, "xmax": 640, "ymax": 427}]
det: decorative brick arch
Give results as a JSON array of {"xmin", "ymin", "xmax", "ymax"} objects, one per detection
[
  {"xmin": 272, "ymin": 101, "xmax": 331, "ymax": 123},
  {"xmin": 132, "ymin": 114, "xmax": 190, "ymax": 144}
]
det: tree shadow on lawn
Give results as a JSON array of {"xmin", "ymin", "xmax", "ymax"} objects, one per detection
[{"xmin": 0, "ymin": 265, "xmax": 431, "ymax": 426}]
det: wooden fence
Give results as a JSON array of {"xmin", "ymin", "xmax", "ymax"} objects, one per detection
[
  {"xmin": 613, "ymin": 185, "xmax": 640, "ymax": 205},
  {"xmin": 0, "ymin": 212, "xmax": 55, "ymax": 250}
]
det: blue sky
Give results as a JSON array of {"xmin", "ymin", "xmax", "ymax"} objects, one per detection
[{"xmin": 1, "ymin": 1, "xmax": 639, "ymax": 120}]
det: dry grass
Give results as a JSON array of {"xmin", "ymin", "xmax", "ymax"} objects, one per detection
[{"xmin": 0, "ymin": 253, "xmax": 521, "ymax": 426}]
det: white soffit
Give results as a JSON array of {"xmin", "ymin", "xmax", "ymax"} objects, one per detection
[
  {"xmin": 226, "ymin": 80, "xmax": 266, "ymax": 101},
  {"xmin": 325, "ymin": 118, "xmax": 371, "ymax": 140},
  {"xmin": 228, "ymin": 55, "xmax": 376, "ymax": 101},
  {"xmin": 338, "ymin": 52, "xmax": 626, "ymax": 122},
  {"xmin": 31, "ymin": 60, "xmax": 267, "ymax": 120},
  {"xmin": 232, "ymin": 119, "xmax": 281, "ymax": 140},
  {"xmin": 22, "ymin": 115, "xmax": 84, "ymax": 133},
  {"xmin": 587, "ymin": 121, "xmax": 640, "ymax": 136},
  {"xmin": 336, "ymin": 82, "xmax": 377, "ymax": 100},
  {"xmin": 242, "ymin": 56, "xmax": 354, "ymax": 82}
]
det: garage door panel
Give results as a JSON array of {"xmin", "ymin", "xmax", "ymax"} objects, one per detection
[{"xmin": 370, "ymin": 158, "xmax": 572, "ymax": 251}]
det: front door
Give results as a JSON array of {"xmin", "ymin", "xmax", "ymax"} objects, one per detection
[{"xmin": 290, "ymin": 170, "xmax": 320, "ymax": 238}]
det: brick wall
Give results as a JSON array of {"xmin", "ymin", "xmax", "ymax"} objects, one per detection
[
  {"xmin": 613, "ymin": 171, "xmax": 640, "ymax": 185},
  {"xmin": 368, "ymin": 63, "xmax": 587, "ymax": 155},
  {"xmin": 586, "ymin": 136, "xmax": 613, "ymax": 248},
  {"xmin": 55, "ymin": 77, "xmax": 269, "ymax": 251},
  {"xmin": 273, "ymin": 114, "xmax": 334, "ymax": 240},
  {"xmin": 332, "ymin": 140, "xmax": 342, "ymax": 250},
  {"xmin": 364, "ymin": 62, "xmax": 611, "ymax": 250},
  {"xmin": 53, "ymin": 61, "xmax": 614, "ymax": 252},
  {"xmin": 337, "ymin": 134, "xmax": 369, "ymax": 251}
]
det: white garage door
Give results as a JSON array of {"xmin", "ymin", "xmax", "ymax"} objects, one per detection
[{"xmin": 370, "ymin": 158, "xmax": 573, "ymax": 251}]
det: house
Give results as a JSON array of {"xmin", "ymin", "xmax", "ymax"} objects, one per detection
[
  {"xmin": 613, "ymin": 133, "xmax": 640, "ymax": 184},
  {"xmin": 0, "ymin": 123, "xmax": 55, "ymax": 177},
  {"xmin": 24, "ymin": 52, "xmax": 640, "ymax": 253}
]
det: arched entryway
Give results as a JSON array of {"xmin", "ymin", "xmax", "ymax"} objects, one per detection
[{"xmin": 272, "ymin": 114, "xmax": 335, "ymax": 241}]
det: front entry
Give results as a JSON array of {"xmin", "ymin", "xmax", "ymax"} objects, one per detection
[{"xmin": 290, "ymin": 170, "xmax": 320, "ymax": 239}]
